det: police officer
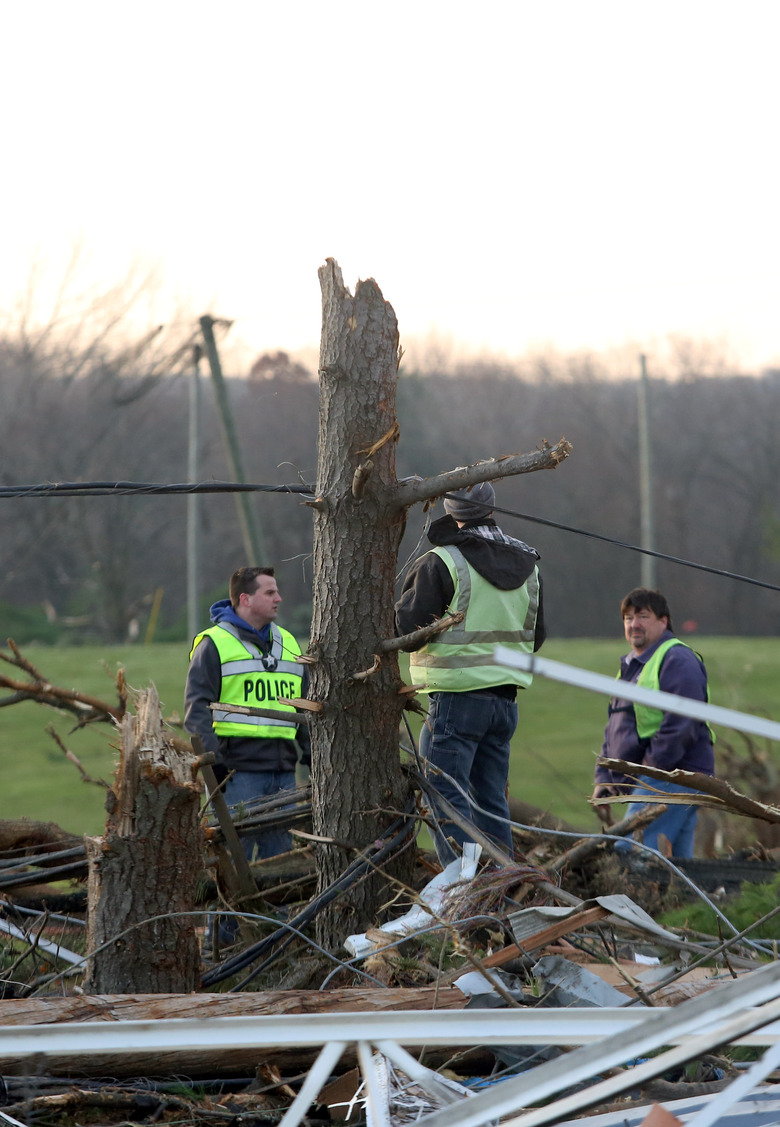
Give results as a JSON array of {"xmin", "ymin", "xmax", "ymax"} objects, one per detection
[{"xmin": 185, "ymin": 566, "xmax": 309, "ymax": 860}]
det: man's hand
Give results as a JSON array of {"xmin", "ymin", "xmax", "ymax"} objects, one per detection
[{"xmin": 590, "ymin": 784, "xmax": 614, "ymax": 826}]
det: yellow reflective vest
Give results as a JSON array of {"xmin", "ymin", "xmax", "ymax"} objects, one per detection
[
  {"xmin": 634, "ymin": 636, "xmax": 713, "ymax": 741},
  {"xmin": 410, "ymin": 545, "xmax": 540, "ymax": 693},
  {"xmin": 189, "ymin": 622, "xmax": 303, "ymax": 740}
]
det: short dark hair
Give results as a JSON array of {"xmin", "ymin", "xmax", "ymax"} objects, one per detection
[
  {"xmin": 620, "ymin": 587, "xmax": 673, "ymax": 632},
  {"xmin": 229, "ymin": 566, "xmax": 275, "ymax": 609}
]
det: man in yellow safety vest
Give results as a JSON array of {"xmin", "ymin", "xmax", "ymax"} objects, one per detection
[
  {"xmin": 592, "ymin": 587, "xmax": 714, "ymax": 858},
  {"xmin": 395, "ymin": 481, "xmax": 546, "ymax": 864},
  {"xmin": 185, "ymin": 566, "xmax": 309, "ymax": 861}
]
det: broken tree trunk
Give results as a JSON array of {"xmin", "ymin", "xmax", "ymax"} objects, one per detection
[
  {"xmin": 308, "ymin": 260, "xmax": 571, "ymax": 948},
  {"xmin": 310, "ymin": 261, "xmax": 414, "ymax": 947},
  {"xmin": 84, "ymin": 686, "xmax": 203, "ymax": 993}
]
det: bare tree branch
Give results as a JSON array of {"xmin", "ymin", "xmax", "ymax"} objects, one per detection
[
  {"xmin": 393, "ymin": 439, "xmax": 572, "ymax": 511},
  {"xmin": 46, "ymin": 725, "xmax": 111, "ymax": 789},
  {"xmin": 596, "ymin": 758, "xmax": 780, "ymax": 824},
  {"xmin": 0, "ymin": 641, "xmax": 124, "ymax": 724}
]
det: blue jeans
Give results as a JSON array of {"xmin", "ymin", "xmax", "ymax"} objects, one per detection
[
  {"xmin": 224, "ymin": 769, "xmax": 296, "ymax": 862},
  {"xmin": 420, "ymin": 690, "xmax": 517, "ymax": 865},
  {"xmin": 615, "ymin": 775, "xmax": 700, "ymax": 858}
]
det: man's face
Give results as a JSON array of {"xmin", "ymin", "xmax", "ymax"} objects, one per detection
[
  {"xmin": 240, "ymin": 575, "xmax": 282, "ymax": 629},
  {"xmin": 623, "ymin": 605, "xmax": 668, "ymax": 654}
]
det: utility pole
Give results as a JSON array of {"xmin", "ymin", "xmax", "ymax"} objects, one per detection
[
  {"xmin": 637, "ymin": 353, "xmax": 656, "ymax": 588},
  {"xmin": 187, "ymin": 343, "xmax": 202, "ymax": 642},
  {"xmin": 199, "ymin": 314, "xmax": 264, "ymax": 564}
]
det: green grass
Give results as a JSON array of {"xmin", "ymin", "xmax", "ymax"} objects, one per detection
[
  {"xmin": 2, "ymin": 643, "xmax": 189, "ymax": 835},
  {"xmin": 659, "ymin": 871, "xmax": 780, "ymax": 939},
  {"xmin": 3, "ymin": 637, "xmax": 779, "ymax": 837}
]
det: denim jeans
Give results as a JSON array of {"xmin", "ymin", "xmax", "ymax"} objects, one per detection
[
  {"xmin": 207, "ymin": 769, "xmax": 297, "ymax": 948},
  {"xmin": 224, "ymin": 769, "xmax": 296, "ymax": 862},
  {"xmin": 615, "ymin": 774, "xmax": 700, "ymax": 858},
  {"xmin": 420, "ymin": 690, "xmax": 518, "ymax": 865}
]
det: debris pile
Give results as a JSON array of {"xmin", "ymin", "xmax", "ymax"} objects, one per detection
[{"xmin": 4, "ymin": 652, "xmax": 780, "ymax": 1125}]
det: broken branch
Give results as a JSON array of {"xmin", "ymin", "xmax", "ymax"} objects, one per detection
[
  {"xmin": 379, "ymin": 612, "xmax": 465, "ymax": 654},
  {"xmin": 0, "ymin": 642, "xmax": 124, "ymax": 724},
  {"xmin": 549, "ymin": 804, "xmax": 668, "ymax": 874},
  {"xmin": 597, "ymin": 759, "xmax": 780, "ymax": 824},
  {"xmin": 352, "ymin": 655, "xmax": 381, "ymax": 682},
  {"xmin": 208, "ymin": 701, "xmax": 314, "ymax": 724},
  {"xmin": 46, "ymin": 725, "xmax": 110, "ymax": 789},
  {"xmin": 393, "ymin": 439, "xmax": 572, "ymax": 511},
  {"xmin": 352, "ymin": 458, "xmax": 373, "ymax": 499}
]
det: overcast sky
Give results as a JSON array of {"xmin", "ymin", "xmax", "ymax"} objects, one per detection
[{"xmin": 3, "ymin": 1, "xmax": 779, "ymax": 373}]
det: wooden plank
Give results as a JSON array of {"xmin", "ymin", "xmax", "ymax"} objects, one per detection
[
  {"xmin": 482, "ymin": 906, "xmax": 610, "ymax": 969},
  {"xmin": 0, "ymin": 986, "xmax": 468, "ymax": 1026}
]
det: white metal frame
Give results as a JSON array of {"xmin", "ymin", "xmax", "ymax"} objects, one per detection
[
  {"xmin": 5, "ymin": 961, "xmax": 780, "ymax": 1127},
  {"xmin": 493, "ymin": 646, "xmax": 780, "ymax": 743}
]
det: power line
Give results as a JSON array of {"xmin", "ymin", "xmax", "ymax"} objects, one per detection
[
  {"xmin": 0, "ymin": 480, "xmax": 313, "ymax": 498},
  {"xmin": 1, "ymin": 477, "xmax": 778, "ymax": 595},
  {"xmin": 489, "ymin": 502, "xmax": 780, "ymax": 595}
]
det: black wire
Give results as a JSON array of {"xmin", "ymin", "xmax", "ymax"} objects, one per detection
[
  {"xmin": 489, "ymin": 501, "xmax": 780, "ymax": 594},
  {"xmin": 230, "ymin": 815, "xmax": 418, "ymax": 991},
  {"xmin": 201, "ymin": 807, "xmax": 417, "ymax": 988},
  {"xmin": 0, "ymin": 480, "xmax": 313, "ymax": 498},
  {"xmin": 1, "ymin": 476, "xmax": 777, "ymax": 593}
]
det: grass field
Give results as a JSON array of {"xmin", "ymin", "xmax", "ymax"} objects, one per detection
[{"xmin": 3, "ymin": 637, "xmax": 779, "ymax": 837}]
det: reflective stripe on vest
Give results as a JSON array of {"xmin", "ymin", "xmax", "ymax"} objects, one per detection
[
  {"xmin": 410, "ymin": 545, "xmax": 539, "ymax": 692},
  {"xmin": 190, "ymin": 622, "xmax": 303, "ymax": 739},
  {"xmin": 634, "ymin": 637, "xmax": 713, "ymax": 740}
]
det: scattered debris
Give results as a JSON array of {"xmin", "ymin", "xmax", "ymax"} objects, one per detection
[{"xmin": 6, "ymin": 652, "xmax": 780, "ymax": 1124}]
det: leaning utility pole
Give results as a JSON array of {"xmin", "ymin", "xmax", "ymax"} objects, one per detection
[
  {"xmin": 637, "ymin": 353, "xmax": 656, "ymax": 588},
  {"xmin": 187, "ymin": 343, "xmax": 202, "ymax": 642},
  {"xmin": 199, "ymin": 314, "xmax": 264, "ymax": 564}
]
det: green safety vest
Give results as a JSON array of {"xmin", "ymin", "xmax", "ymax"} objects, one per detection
[
  {"xmin": 634, "ymin": 637, "xmax": 712, "ymax": 740},
  {"xmin": 410, "ymin": 545, "xmax": 539, "ymax": 693},
  {"xmin": 190, "ymin": 622, "xmax": 303, "ymax": 740}
]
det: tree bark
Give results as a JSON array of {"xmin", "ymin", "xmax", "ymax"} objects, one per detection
[
  {"xmin": 84, "ymin": 687, "xmax": 203, "ymax": 993},
  {"xmin": 310, "ymin": 261, "xmax": 413, "ymax": 947},
  {"xmin": 309, "ymin": 260, "xmax": 572, "ymax": 949}
]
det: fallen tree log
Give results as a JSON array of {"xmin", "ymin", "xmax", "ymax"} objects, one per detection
[
  {"xmin": 0, "ymin": 820, "xmax": 83, "ymax": 855},
  {"xmin": 0, "ymin": 987, "xmax": 468, "ymax": 1077}
]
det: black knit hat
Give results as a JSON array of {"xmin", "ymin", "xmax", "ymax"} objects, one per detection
[{"xmin": 443, "ymin": 481, "xmax": 495, "ymax": 521}]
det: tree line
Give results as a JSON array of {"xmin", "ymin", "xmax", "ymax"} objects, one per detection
[{"xmin": 2, "ymin": 331, "xmax": 779, "ymax": 644}]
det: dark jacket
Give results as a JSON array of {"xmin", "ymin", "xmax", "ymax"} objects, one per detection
[
  {"xmin": 184, "ymin": 600, "xmax": 310, "ymax": 773},
  {"xmin": 394, "ymin": 515, "xmax": 546, "ymax": 651},
  {"xmin": 595, "ymin": 629, "xmax": 714, "ymax": 788}
]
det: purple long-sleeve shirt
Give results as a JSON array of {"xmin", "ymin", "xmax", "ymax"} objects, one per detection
[{"xmin": 595, "ymin": 630, "xmax": 715, "ymax": 788}]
